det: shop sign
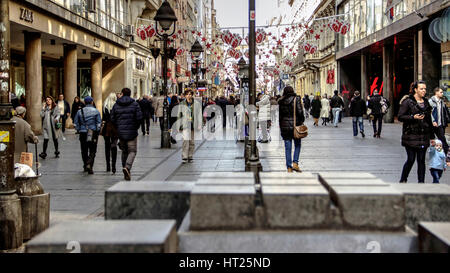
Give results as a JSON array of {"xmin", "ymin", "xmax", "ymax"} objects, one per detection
[
  {"xmin": 20, "ymin": 8, "xmax": 33, "ymax": 23},
  {"xmin": 177, "ymin": 76, "xmax": 190, "ymax": 83},
  {"xmin": 135, "ymin": 58, "xmax": 145, "ymax": 71}
]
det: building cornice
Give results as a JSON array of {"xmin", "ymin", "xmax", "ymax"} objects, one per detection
[{"xmin": 17, "ymin": 0, "xmax": 129, "ymax": 48}]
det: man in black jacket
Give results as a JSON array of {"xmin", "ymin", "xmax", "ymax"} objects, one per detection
[
  {"xmin": 429, "ymin": 87, "xmax": 449, "ymax": 156},
  {"xmin": 350, "ymin": 91, "xmax": 367, "ymax": 137},
  {"xmin": 330, "ymin": 90, "xmax": 344, "ymax": 127},
  {"xmin": 368, "ymin": 89, "xmax": 389, "ymax": 138},
  {"xmin": 111, "ymin": 88, "xmax": 143, "ymax": 180},
  {"xmin": 138, "ymin": 95, "xmax": 152, "ymax": 135}
]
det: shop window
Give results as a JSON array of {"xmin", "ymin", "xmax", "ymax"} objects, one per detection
[
  {"xmin": 360, "ymin": 0, "xmax": 367, "ymax": 39},
  {"xmin": 367, "ymin": 0, "xmax": 375, "ymax": 35},
  {"xmin": 14, "ymin": 66, "xmax": 25, "ymax": 98},
  {"xmin": 78, "ymin": 68, "xmax": 91, "ymax": 99}
]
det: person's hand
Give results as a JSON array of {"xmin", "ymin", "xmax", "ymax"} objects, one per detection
[
  {"xmin": 33, "ymin": 136, "xmax": 39, "ymax": 144},
  {"xmin": 414, "ymin": 114, "xmax": 424, "ymax": 120},
  {"xmin": 431, "ymin": 140, "xmax": 436, "ymax": 146}
]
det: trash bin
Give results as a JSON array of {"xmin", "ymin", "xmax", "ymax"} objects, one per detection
[{"xmin": 15, "ymin": 176, "xmax": 49, "ymax": 241}]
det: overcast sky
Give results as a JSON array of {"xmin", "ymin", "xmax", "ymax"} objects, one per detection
[{"xmin": 214, "ymin": 0, "xmax": 284, "ymax": 33}]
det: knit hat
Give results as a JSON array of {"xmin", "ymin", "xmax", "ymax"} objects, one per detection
[
  {"xmin": 84, "ymin": 96, "xmax": 93, "ymax": 103},
  {"xmin": 434, "ymin": 139, "xmax": 442, "ymax": 146},
  {"xmin": 15, "ymin": 106, "xmax": 26, "ymax": 115}
]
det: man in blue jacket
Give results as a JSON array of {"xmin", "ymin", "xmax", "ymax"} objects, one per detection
[
  {"xmin": 111, "ymin": 88, "xmax": 143, "ymax": 180},
  {"xmin": 74, "ymin": 96, "xmax": 102, "ymax": 174}
]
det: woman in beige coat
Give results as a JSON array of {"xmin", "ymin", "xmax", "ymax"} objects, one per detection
[{"xmin": 320, "ymin": 93, "xmax": 331, "ymax": 126}]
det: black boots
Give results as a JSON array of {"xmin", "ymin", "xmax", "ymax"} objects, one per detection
[{"xmin": 111, "ymin": 147, "xmax": 117, "ymax": 174}]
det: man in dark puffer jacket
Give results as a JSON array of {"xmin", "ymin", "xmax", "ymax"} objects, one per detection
[{"xmin": 111, "ymin": 88, "xmax": 143, "ymax": 181}]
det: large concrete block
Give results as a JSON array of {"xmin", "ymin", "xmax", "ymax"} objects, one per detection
[
  {"xmin": 178, "ymin": 212, "xmax": 418, "ymax": 253},
  {"xmin": 331, "ymin": 186, "xmax": 405, "ymax": 231},
  {"xmin": 418, "ymin": 222, "xmax": 450, "ymax": 253},
  {"xmin": 105, "ymin": 182, "xmax": 194, "ymax": 229},
  {"xmin": 318, "ymin": 172, "xmax": 377, "ymax": 180},
  {"xmin": 190, "ymin": 185, "xmax": 256, "ymax": 230},
  {"xmin": 261, "ymin": 178, "xmax": 322, "ymax": 186},
  {"xmin": 196, "ymin": 178, "xmax": 255, "ymax": 186},
  {"xmin": 199, "ymin": 172, "xmax": 254, "ymax": 178},
  {"xmin": 259, "ymin": 172, "xmax": 317, "ymax": 179},
  {"xmin": 391, "ymin": 184, "xmax": 450, "ymax": 231},
  {"xmin": 321, "ymin": 178, "xmax": 389, "ymax": 188},
  {"xmin": 26, "ymin": 220, "xmax": 178, "ymax": 253},
  {"xmin": 262, "ymin": 185, "xmax": 331, "ymax": 228}
]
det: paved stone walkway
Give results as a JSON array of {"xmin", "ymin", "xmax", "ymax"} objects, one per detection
[{"xmin": 34, "ymin": 116, "xmax": 449, "ymax": 224}]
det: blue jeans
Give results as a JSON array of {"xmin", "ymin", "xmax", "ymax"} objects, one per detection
[
  {"xmin": 430, "ymin": 168, "xmax": 443, "ymax": 183},
  {"xmin": 352, "ymin": 116, "xmax": 364, "ymax": 136},
  {"xmin": 284, "ymin": 138, "xmax": 301, "ymax": 169},
  {"xmin": 332, "ymin": 108, "xmax": 341, "ymax": 126}
]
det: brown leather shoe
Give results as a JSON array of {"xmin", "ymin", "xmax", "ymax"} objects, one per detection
[
  {"xmin": 292, "ymin": 162, "xmax": 302, "ymax": 172},
  {"xmin": 287, "ymin": 168, "xmax": 293, "ymax": 173}
]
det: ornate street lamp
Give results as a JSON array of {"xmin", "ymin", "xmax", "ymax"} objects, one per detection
[
  {"xmin": 154, "ymin": 0, "xmax": 177, "ymax": 148},
  {"xmin": 190, "ymin": 40, "xmax": 203, "ymax": 92}
]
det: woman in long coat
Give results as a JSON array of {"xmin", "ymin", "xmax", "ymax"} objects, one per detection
[
  {"xmin": 278, "ymin": 86, "xmax": 305, "ymax": 172},
  {"xmin": 320, "ymin": 94, "xmax": 331, "ymax": 126},
  {"xmin": 40, "ymin": 96, "xmax": 61, "ymax": 159},
  {"xmin": 310, "ymin": 95, "xmax": 322, "ymax": 126}
]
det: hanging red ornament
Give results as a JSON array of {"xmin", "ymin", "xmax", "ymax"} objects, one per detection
[
  {"xmin": 315, "ymin": 34, "xmax": 320, "ymax": 40},
  {"xmin": 172, "ymin": 34, "xmax": 177, "ymax": 39},
  {"xmin": 202, "ymin": 37, "xmax": 207, "ymax": 42},
  {"xmin": 277, "ymin": 40, "xmax": 282, "ymax": 46},
  {"xmin": 206, "ymin": 43, "xmax": 212, "ymax": 49},
  {"xmin": 310, "ymin": 29, "xmax": 314, "ymax": 34},
  {"xmin": 281, "ymin": 33, "xmax": 286, "ymax": 39},
  {"xmin": 285, "ymin": 27, "xmax": 290, "ymax": 32},
  {"xmin": 340, "ymin": 22, "xmax": 350, "ymax": 35}
]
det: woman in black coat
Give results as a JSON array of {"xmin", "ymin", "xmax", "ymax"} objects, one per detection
[
  {"xmin": 398, "ymin": 81, "xmax": 435, "ymax": 183},
  {"xmin": 310, "ymin": 95, "xmax": 322, "ymax": 126},
  {"xmin": 169, "ymin": 95, "xmax": 179, "ymax": 144},
  {"xmin": 278, "ymin": 86, "xmax": 305, "ymax": 172}
]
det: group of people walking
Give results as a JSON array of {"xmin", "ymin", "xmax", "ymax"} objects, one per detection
[{"xmin": 12, "ymin": 81, "xmax": 449, "ymax": 184}]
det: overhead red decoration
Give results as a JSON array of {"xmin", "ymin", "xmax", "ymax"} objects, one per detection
[{"xmin": 315, "ymin": 34, "xmax": 320, "ymax": 40}]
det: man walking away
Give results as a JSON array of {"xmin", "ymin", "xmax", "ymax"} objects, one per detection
[
  {"xmin": 330, "ymin": 90, "xmax": 344, "ymax": 127},
  {"xmin": 111, "ymin": 88, "xmax": 143, "ymax": 180},
  {"xmin": 73, "ymin": 96, "xmax": 102, "ymax": 174},
  {"xmin": 139, "ymin": 95, "xmax": 152, "ymax": 135},
  {"xmin": 350, "ymin": 91, "xmax": 366, "ymax": 137},
  {"xmin": 178, "ymin": 90, "xmax": 202, "ymax": 163},
  {"xmin": 368, "ymin": 89, "xmax": 389, "ymax": 138},
  {"xmin": 429, "ymin": 86, "xmax": 449, "ymax": 156},
  {"xmin": 57, "ymin": 94, "xmax": 71, "ymax": 134}
]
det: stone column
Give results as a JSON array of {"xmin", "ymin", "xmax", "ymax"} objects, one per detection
[
  {"xmin": 91, "ymin": 53, "xmax": 102, "ymax": 115},
  {"xmin": 361, "ymin": 53, "xmax": 368, "ymax": 99},
  {"xmin": 64, "ymin": 44, "xmax": 77, "ymax": 128},
  {"xmin": 25, "ymin": 32, "xmax": 42, "ymax": 134},
  {"xmin": 383, "ymin": 43, "xmax": 394, "ymax": 123}
]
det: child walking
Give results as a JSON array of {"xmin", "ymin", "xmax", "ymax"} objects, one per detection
[{"xmin": 429, "ymin": 139, "xmax": 447, "ymax": 183}]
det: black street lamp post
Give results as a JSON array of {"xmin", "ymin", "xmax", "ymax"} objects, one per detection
[
  {"xmin": 153, "ymin": 0, "xmax": 177, "ymax": 149},
  {"xmin": 246, "ymin": 0, "xmax": 262, "ymax": 172},
  {"xmin": 190, "ymin": 40, "xmax": 203, "ymax": 92}
]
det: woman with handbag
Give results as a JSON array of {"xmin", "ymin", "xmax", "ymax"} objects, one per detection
[
  {"xmin": 40, "ymin": 96, "xmax": 61, "ymax": 159},
  {"xmin": 102, "ymin": 95, "xmax": 119, "ymax": 174},
  {"xmin": 278, "ymin": 86, "xmax": 306, "ymax": 172}
]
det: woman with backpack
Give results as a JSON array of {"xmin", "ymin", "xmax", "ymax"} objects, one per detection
[{"xmin": 40, "ymin": 96, "xmax": 61, "ymax": 159}]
